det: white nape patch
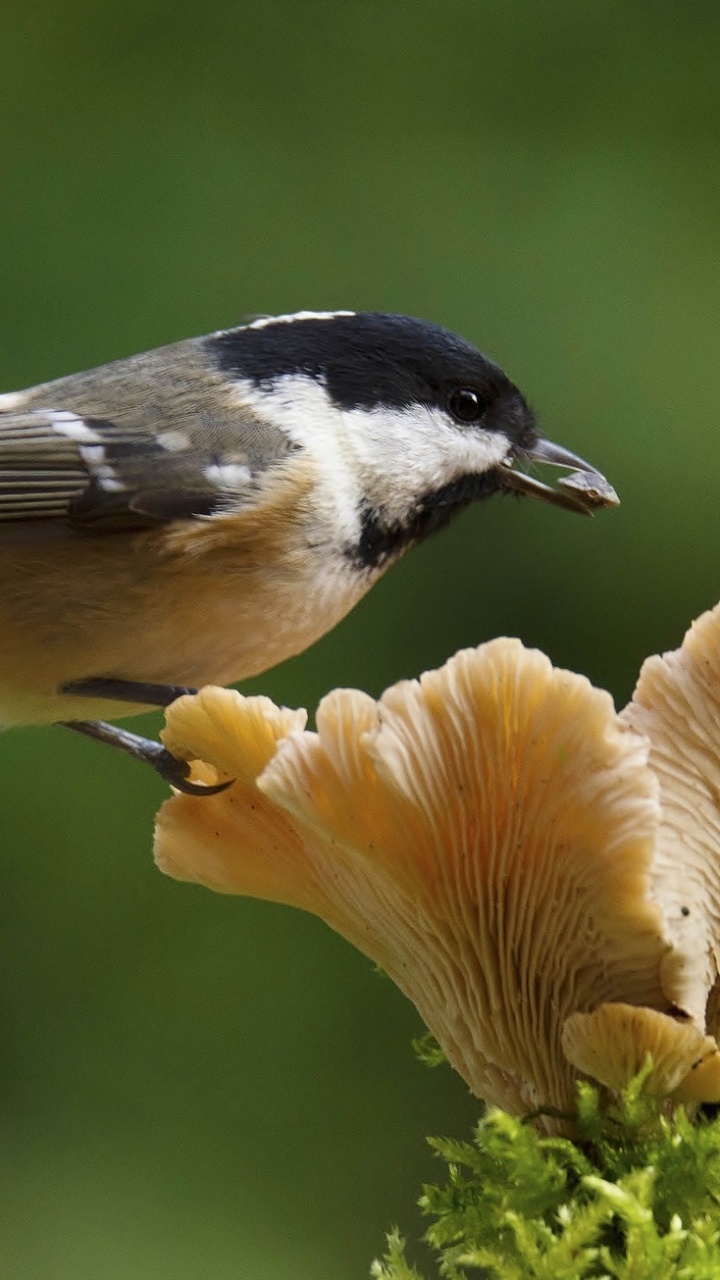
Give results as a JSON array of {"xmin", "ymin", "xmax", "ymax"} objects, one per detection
[
  {"xmin": 228, "ymin": 375, "xmax": 361, "ymax": 542},
  {"xmin": 245, "ymin": 310, "xmax": 355, "ymax": 330},
  {"xmin": 47, "ymin": 410, "xmax": 102, "ymax": 443},
  {"xmin": 229, "ymin": 373, "xmax": 512, "ymax": 546},
  {"xmin": 205, "ymin": 462, "xmax": 252, "ymax": 488},
  {"xmin": 79, "ymin": 443, "xmax": 126, "ymax": 493},
  {"xmin": 157, "ymin": 429, "xmax": 191, "ymax": 452},
  {"xmin": 0, "ymin": 390, "xmax": 28, "ymax": 412}
]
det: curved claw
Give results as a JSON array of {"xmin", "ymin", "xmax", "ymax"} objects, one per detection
[
  {"xmin": 151, "ymin": 746, "xmax": 235, "ymax": 796},
  {"xmin": 63, "ymin": 719, "xmax": 235, "ymax": 797}
]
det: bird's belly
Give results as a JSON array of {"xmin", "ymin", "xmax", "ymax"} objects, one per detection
[{"xmin": 0, "ymin": 531, "xmax": 369, "ymax": 726}]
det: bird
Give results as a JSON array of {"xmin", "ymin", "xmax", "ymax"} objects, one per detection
[{"xmin": 0, "ymin": 309, "xmax": 617, "ymax": 792}]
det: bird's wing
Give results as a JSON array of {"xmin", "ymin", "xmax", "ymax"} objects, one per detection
[
  {"xmin": 0, "ymin": 335, "xmax": 300, "ymax": 535},
  {"xmin": 0, "ymin": 407, "xmax": 242, "ymax": 531}
]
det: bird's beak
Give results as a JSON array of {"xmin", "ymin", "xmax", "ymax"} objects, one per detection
[{"xmin": 498, "ymin": 438, "xmax": 619, "ymax": 516}]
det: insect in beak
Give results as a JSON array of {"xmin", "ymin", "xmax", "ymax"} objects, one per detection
[{"xmin": 499, "ymin": 438, "xmax": 619, "ymax": 515}]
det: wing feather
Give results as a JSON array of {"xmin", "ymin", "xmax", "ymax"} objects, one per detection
[
  {"xmin": 0, "ymin": 336, "xmax": 297, "ymax": 535},
  {"xmin": 0, "ymin": 409, "xmax": 248, "ymax": 531},
  {"xmin": 0, "ymin": 414, "xmax": 87, "ymax": 521}
]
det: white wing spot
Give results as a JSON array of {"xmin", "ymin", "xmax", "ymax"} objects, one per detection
[
  {"xmin": 79, "ymin": 444, "xmax": 106, "ymax": 464},
  {"xmin": 48, "ymin": 411, "xmax": 102, "ymax": 443},
  {"xmin": 79, "ymin": 443, "xmax": 127, "ymax": 492},
  {"xmin": 96, "ymin": 471, "xmax": 126, "ymax": 492},
  {"xmin": 205, "ymin": 462, "xmax": 252, "ymax": 488},
  {"xmin": 157, "ymin": 429, "xmax": 191, "ymax": 452}
]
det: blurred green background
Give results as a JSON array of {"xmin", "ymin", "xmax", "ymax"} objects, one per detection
[{"xmin": 1, "ymin": 1, "xmax": 720, "ymax": 1276}]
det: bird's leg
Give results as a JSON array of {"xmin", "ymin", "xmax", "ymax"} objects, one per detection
[
  {"xmin": 61, "ymin": 677, "xmax": 199, "ymax": 706},
  {"xmin": 63, "ymin": 719, "xmax": 232, "ymax": 795},
  {"xmin": 60, "ymin": 678, "xmax": 232, "ymax": 796}
]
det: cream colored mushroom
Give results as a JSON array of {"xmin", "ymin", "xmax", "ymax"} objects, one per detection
[
  {"xmin": 621, "ymin": 602, "xmax": 720, "ymax": 1030},
  {"xmin": 562, "ymin": 1003, "xmax": 720, "ymax": 1101},
  {"xmin": 155, "ymin": 639, "xmax": 679, "ymax": 1118},
  {"xmin": 155, "ymin": 603, "xmax": 720, "ymax": 1118}
]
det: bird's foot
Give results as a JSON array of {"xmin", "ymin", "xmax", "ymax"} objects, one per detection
[
  {"xmin": 61, "ymin": 678, "xmax": 233, "ymax": 795},
  {"xmin": 63, "ymin": 719, "xmax": 232, "ymax": 795}
]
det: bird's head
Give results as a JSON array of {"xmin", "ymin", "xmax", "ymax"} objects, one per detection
[{"xmin": 209, "ymin": 311, "xmax": 617, "ymax": 570}]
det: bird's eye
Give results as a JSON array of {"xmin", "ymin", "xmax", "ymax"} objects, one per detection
[{"xmin": 447, "ymin": 388, "xmax": 485, "ymax": 424}]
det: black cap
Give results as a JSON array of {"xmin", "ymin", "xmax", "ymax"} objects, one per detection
[{"xmin": 207, "ymin": 312, "xmax": 537, "ymax": 451}]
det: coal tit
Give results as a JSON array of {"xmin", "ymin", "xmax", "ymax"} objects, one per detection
[{"xmin": 0, "ymin": 310, "xmax": 617, "ymax": 791}]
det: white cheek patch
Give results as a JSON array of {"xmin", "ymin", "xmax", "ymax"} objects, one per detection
[
  {"xmin": 0, "ymin": 391, "xmax": 29, "ymax": 412},
  {"xmin": 345, "ymin": 403, "xmax": 511, "ymax": 506},
  {"xmin": 230, "ymin": 373, "xmax": 512, "ymax": 542}
]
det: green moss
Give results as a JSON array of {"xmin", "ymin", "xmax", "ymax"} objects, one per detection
[
  {"xmin": 372, "ymin": 1068, "xmax": 720, "ymax": 1279},
  {"xmin": 411, "ymin": 1032, "xmax": 448, "ymax": 1070}
]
